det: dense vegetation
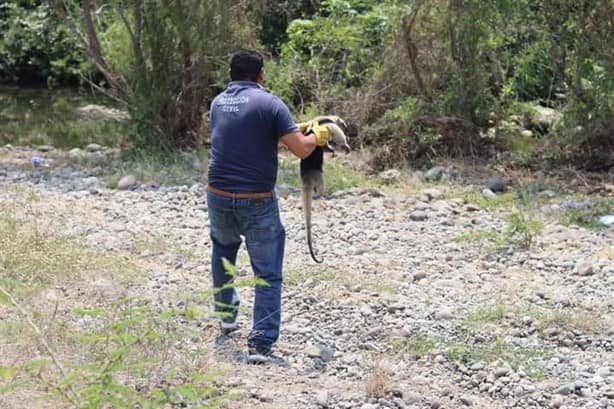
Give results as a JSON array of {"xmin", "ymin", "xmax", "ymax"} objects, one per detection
[{"xmin": 1, "ymin": 0, "xmax": 612, "ymax": 170}]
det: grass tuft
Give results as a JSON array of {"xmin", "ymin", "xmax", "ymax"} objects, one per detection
[
  {"xmin": 391, "ymin": 334, "xmax": 436, "ymax": 359},
  {"xmin": 364, "ymin": 364, "xmax": 392, "ymax": 398},
  {"xmin": 558, "ymin": 197, "xmax": 613, "ymax": 230},
  {"xmin": 447, "ymin": 338, "xmax": 547, "ymax": 380}
]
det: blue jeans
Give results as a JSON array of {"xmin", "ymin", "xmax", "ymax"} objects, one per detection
[{"xmin": 207, "ymin": 191, "xmax": 285, "ymax": 351}]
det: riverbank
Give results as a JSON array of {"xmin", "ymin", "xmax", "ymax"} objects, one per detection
[{"xmin": 1, "ymin": 145, "xmax": 613, "ymax": 408}]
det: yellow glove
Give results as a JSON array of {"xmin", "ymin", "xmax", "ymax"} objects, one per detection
[
  {"xmin": 297, "ymin": 116, "xmax": 341, "ymax": 133},
  {"xmin": 297, "ymin": 120, "xmax": 312, "ymax": 134},
  {"xmin": 296, "ymin": 118, "xmax": 331, "ymax": 147},
  {"xmin": 311, "ymin": 124, "xmax": 331, "ymax": 147}
]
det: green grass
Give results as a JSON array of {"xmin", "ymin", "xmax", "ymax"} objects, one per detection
[
  {"xmin": 0, "ymin": 193, "xmax": 140, "ymax": 300},
  {"xmin": 464, "ymin": 305, "xmax": 508, "ymax": 329},
  {"xmin": 558, "ymin": 197, "xmax": 614, "ymax": 230},
  {"xmin": 455, "ymin": 207, "xmax": 542, "ymax": 251},
  {"xmin": 277, "ymin": 155, "xmax": 372, "ymax": 193},
  {"xmin": 1, "ymin": 299, "xmax": 238, "ymax": 408},
  {"xmin": 447, "ymin": 338, "xmax": 547, "ymax": 380},
  {"xmin": 463, "ymin": 304, "xmax": 605, "ymax": 335},
  {"xmin": 391, "ymin": 335, "xmax": 436, "ymax": 358},
  {"xmin": 323, "ymin": 159, "xmax": 371, "ymax": 192},
  {"xmin": 0, "ymin": 192, "xmax": 237, "ymax": 406},
  {"xmin": 461, "ymin": 190, "xmax": 520, "ymax": 211},
  {"xmin": 104, "ymin": 148, "xmax": 208, "ymax": 187}
]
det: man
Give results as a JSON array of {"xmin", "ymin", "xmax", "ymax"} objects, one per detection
[{"xmin": 207, "ymin": 50, "xmax": 331, "ymax": 363}]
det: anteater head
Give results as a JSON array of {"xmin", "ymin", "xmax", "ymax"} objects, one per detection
[{"xmin": 323, "ymin": 121, "xmax": 351, "ymax": 153}]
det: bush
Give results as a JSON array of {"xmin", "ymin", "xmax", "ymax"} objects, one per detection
[{"xmin": 0, "ymin": 2, "xmax": 89, "ymax": 85}]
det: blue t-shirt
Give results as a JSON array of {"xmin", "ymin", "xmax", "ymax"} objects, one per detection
[{"xmin": 208, "ymin": 81, "xmax": 298, "ymax": 192}]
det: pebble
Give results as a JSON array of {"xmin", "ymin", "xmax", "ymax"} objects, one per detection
[
  {"xmin": 425, "ymin": 166, "xmax": 444, "ymax": 182},
  {"xmin": 482, "ymin": 188, "xmax": 497, "ymax": 199},
  {"xmin": 576, "ymin": 261, "xmax": 594, "ymax": 276},
  {"xmin": 556, "ymin": 384, "xmax": 572, "ymax": 395},
  {"xmin": 410, "ymin": 210, "xmax": 428, "ymax": 221},
  {"xmin": 315, "ymin": 390, "xmax": 329, "ymax": 407},
  {"xmin": 117, "ymin": 174, "xmax": 137, "ymax": 190},
  {"xmin": 486, "ymin": 177, "xmax": 506, "ymax": 192}
]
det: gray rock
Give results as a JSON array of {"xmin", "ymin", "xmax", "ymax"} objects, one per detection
[
  {"xmin": 117, "ymin": 175, "xmax": 137, "ymax": 190},
  {"xmin": 486, "ymin": 177, "xmax": 506, "ymax": 192},
  {"xmin": 556, "ymin": 384, "xmax": 572, "ymax": 395},
  {"xmin": 68, "ymin": 148, "xmax": 86, "ymax": 161},
  {"xmin": 494, "ymin": 367, "xmax": 511, "ymax": 378},
  {"xmin": 465, "ymin": 204, "xmax": 480, "ymax": 212},
  {"xmin": 315, "ymin": 390, "xmax": 329, "ymax": 407},
  {"xmin": 520, "ymin": 129, "xmax": 534, "ymax": 138},
  {"xmin": 305, "ymin": 344, "xmax": 334, "ymax": 362},
  {"xmin": 599, "ymin": 215, "xmax": 614, "ymax": 226},
  {"xmin": 413, "ymin": 272, "xmax": 427, "ymax": 281},
  {"xmin": 422, "ymin": 188, "xmax": 443, "ymax": 200},
  {"xmin": 576, "ymin": 261, "xmax": 594, "ymax": 276},
  {"xmin": 561, "ymin": 199, "xmax": 593, "ymax": 210},
  {"xmin": 434, "ymin": 308, "xmax": 454, "ymax": 320},
  {"xmin": 83, "ymin": 176, "xmax": 99, "ymax": 190},
  {"xmin": 378, "ymin": 169, "xmax": 402, "ymax": 184},
  {"xmin": 410, "ymin": 211, "xmax": 428, "ymax": 221},
  {"xmin": 37, "ymin": 145, "xmax": 55, "ymax": 152},
  {"xmin": 482, "ymin": 188, "xmax": 497, "ymax": 199},
  {"xmin": 86, "ymin": 143, "xmax": 103, "ymax": 152},
  {"xmin": 189, "ymin": 183, "xmax": 203, "ymax": 194},
  {"xmin": 76, "ymin": 104, "xmax": 129, "ymax": 121},
  {"xmin": 596, "ymin": 367, "xmax": 610, "ymax": 377},
  {"xmin": 425, "ymin": 166, "xmax": 444, "ymax": 182},
  {"xmin": 529, "ymin": 105, "xmax": 562, "ymax": 130},
  {"xmin": 550, "ymin": 397, "xmax": 564, "ymax": 408}
]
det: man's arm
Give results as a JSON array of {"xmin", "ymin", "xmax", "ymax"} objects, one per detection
[{"xmin": 280, "ymin": 131, "xmax": 317, "ymax": 159}]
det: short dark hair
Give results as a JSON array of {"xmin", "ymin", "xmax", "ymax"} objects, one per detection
[{"xmin": 230, "ymin": 50, "xmax": 263, "ymax": 82}]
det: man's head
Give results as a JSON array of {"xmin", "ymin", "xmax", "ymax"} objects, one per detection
[{"xmin": 230, "ymin": 50, "xmax": 264, "ymax": 83}]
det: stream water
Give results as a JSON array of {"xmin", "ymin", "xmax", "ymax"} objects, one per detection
[{"xmin": 0, "ymin": 85, "xmax": 117, "ymax": 148}]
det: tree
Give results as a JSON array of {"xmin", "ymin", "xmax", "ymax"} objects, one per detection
[{"xmin": 50, "ymin": 0, "xmax": 255, "ymax": 149}]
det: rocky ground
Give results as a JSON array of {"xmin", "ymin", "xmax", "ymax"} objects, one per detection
[{"xmin": 1, "ymin": 145, "xmax": 613, "ymax": 409}]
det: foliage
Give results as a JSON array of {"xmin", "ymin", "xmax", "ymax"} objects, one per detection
[
  {"xmin": 558, "ymin": 197, "xmax": 614, "ymax": 230},
  {"xmin": 1, "ymin": 0, "xmax": 611, "ymax": 170},
  {"xmin": 1, "ymin": 298, "xmax": 237, "ymax": 408},
  {"xmin": 269, "ymin": 0, "xmax": 404, "ymax": 112},
  {"xmin": 253, "ymin": 0, "xmax": 319, "ymax": 55},
  {"xmin": 48, "ymin": 0, "xmax": 256, "ymax": 150},
  {"xmin": 391, "ymin": 334, "xmax": 436, "ymax": 359},
  {"xmin": 0, "ymin": 1, "xmax": 89, "ymax": 85},
  {"xmin": 504, "ymin": 207, "xmax": 543, "ymax": 249}
]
